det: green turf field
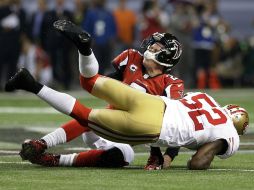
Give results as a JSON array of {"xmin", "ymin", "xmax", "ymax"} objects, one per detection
[{"xmin": 0, "ymin": 89, "xmax": 253, "ymax": 190}]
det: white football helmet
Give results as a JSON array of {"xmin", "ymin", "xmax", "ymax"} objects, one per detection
[{"xmin": 223, "ymin": 104, "xmax": 249, "ymax": 135}]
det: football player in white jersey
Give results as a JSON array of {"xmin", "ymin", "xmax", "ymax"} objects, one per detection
[
  {"xmin": 6, "ymin": 69, "xmax": 249, "ymax": 169},
  {"xmin": 5, "ymin": 22, "xmax": 249, "ymax": 170},
  {"xmin": 18, "ymin": 21, "xmax": 184, "ymax": 169}
]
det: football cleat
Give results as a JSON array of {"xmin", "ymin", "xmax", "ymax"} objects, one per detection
[
  {"xmin": 5, "ymin": 68, "xmax": 37, "ymax": 92},
  {"xmin": 53, "ymin": 20, "xmax": 91, "ymax": 55},
  {"xmin": 144, "ymin": 155, "xmax": 163, "ymax": 170},
  {"xmin": 29, "ymin": 153, "xmax": 60, "ymax": 167},
  {"xmin": 19, "ymin": 139, "xmax": 47, "ymax": 160}
]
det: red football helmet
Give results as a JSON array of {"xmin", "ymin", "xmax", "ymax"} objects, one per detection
[{"xmin": 223, "ymin": 104, "xmax": 249, "ymax": 135}]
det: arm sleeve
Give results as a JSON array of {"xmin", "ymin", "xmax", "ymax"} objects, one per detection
[
  {"xmin": 112, "ymin": 49, "xmax": 130, "ymax": 72},
  {"xmin": 164, "ymin": 147, "xmax": 180, "ymax": 161},
  {"xmin": 106, "ymin": 49, "xmax": 133, "ymax": 81},
  {"xmin": 217, "ymin": 135, "xmax": 240, "ymax": 159}
]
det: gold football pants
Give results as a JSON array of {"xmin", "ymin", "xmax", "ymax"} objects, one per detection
[{"xmin": 87, "ymin": 77, "xmax": 165, "ymax": 145}]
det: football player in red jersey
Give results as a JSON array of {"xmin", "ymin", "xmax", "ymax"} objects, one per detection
[
  {"xmin": 6, "ymin": 20, "xmax": 249, "ymax": 170},
  {"xmin": 109, "ymin": 31, "xmax": 184, "ymax": 169},
  {"xmin": 10, "ymin": 20, "xmax": 184, "ymax": 169}
]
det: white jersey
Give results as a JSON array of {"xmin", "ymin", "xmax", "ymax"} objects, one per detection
[{"xmin": 156, "ymin": 92, "xmax": 239, "ymax": 159}]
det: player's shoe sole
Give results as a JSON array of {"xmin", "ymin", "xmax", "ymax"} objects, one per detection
[
  {"xmin": 5, "ymin": 68, "xmax": 36, "ymax": 92},
  {"xmin": 53, "ymin": 20, "xmax": 91, "ymax": 50}
]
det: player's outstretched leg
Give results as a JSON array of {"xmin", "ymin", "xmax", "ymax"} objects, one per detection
[
  {"xmin": 20, "ymin": 120, "xmax": 89, "ymax": 160},
  {"xmin": 54, "ymin": 19, "xmax": 99, "ymax": 81},
  {"xmin": 25, "ymin": 147, "xmax": 130, "ymax": 168},
  {"xmin": 5, "ymin": 68, "xmax": 42, "ymax": 93},
  {"xmin": 53, "ymin": 19, "xmax": 91, "ymax": 56}
]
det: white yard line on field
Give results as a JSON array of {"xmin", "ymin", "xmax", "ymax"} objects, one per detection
[
  {"xmin": 0, "ymin": 105, "xmax": 98, "ymax": 114},
  {"xmin": 208, "ymin": 168, "xmax": 254, "ymax": 172},
  {"xmin": 0, "ymin": 106, "xmax": 102, "ymax": 114},
  {"xmin": 0, "ymin": 161, "xmax": 31, "ymax": 164},
  {"xmin": 0, "ymin": 107, "xmax": 58, "ymax": 114},
  {"xmin": 241, "ymin": 142, "xmax": 254, "ymax": 145},
  {"xmin": 0, "ymin": 91, "xmax": 93, "ymax": 99},
  {"xmin": 0, "ymin": 150, "xmax": 19, "ymax": 154}
]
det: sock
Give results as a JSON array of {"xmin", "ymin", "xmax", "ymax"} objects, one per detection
[
  {"xmin": 37, "ymin": 85, "xmax": 76, "ymax": 115},
  {"xmin": 61, "ymin": 119, "xmax": 90, "ymax": 142},
  {"xmin": 70, "ymin": 99, "xmax": 92, "ymax": 127},
  {"xmin": 41, "ymin": 128, "xmax": 66, "ymax": 148},
  {"xmin": 73, "ymin": 150, "xmax": 105, "ymax": 167},
  {"xmin": 78, "ymin": 47, "xmax": 92, "ymax": 56},
  {"xmin": 32, "ymin": 82, "xmax": 43, "ymax": 94},
  {"xmin": 79, "ymin": 74, "xmax": 100, "ymax": 93},
  {"xmin": 79, "ymin": 51, "xmax": 99, "ymax": 78},
  {"xmin": 37, "ymin": 85, "xmax": 92, "ymax": 126},
  {"xmin": 59, "ymin": 153, "xmax": 77, "ymax": 166}
]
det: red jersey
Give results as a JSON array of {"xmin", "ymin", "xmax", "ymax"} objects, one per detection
[{"xmin": 112, "ymin": 49, "xmax": 184, "ymax": 99}]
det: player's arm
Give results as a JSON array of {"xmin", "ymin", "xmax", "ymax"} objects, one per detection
[
  {"xmin": 106, "ymin": 69, "xmax": 123, "ymax": 81},
  {"xmin": 163, "ymin": 147, "xmax": 180, "ymax": 168},
  {"xmin": 162, "ymin": 79, "xmax": 184, "ymax": 168},
  {"xmin": 107, "ymin": 49, "xmax": 131, "ymax": 81},
  {"xmin": 187, "ymin": 139, "xmax": 228, "ymax": 170}
]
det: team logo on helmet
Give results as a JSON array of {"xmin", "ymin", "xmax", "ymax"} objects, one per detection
[
  {"xmin": 223, "ymin": 104, "xmax": 249, "ymax": 135},
  {"xmin": 171, "ymin": 39, "xmax": 182, "ymax": 60}
]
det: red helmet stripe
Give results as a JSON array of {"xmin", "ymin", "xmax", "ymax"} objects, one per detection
[{"xmin": 227, "ymin": 105, "xmax": 240, "ymax": 110}]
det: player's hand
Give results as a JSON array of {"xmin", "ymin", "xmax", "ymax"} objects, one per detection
[{"xmin": 163, "ymin": 155, "xmax": 173, "ymax": 169}]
